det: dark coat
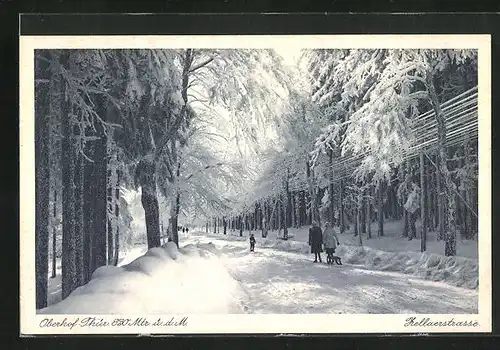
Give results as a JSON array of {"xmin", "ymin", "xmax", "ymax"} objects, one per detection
[{"xmin": 309, "ymin": 226, "xmax": 323, "ymax": 253}]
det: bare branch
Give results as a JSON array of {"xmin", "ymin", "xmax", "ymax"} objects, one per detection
[{"xmin": 189, "ymin": 57, "xmax": 215, "ymax": 73}]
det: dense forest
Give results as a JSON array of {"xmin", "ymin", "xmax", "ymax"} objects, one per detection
[
  {"xmin": 34, "ymin": 48, "xmax": 478, "ymax": 309},
  {"xmin": 208, "ymin": 49, "xmax": 478, "ymax": 256}
]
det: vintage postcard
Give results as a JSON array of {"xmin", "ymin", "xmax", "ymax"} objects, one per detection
[{"xmin": 20, "ymin": 33, "xmax": 491, "ymax": 334}]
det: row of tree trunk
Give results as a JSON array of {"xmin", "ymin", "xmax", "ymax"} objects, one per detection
[
  {"xmin": 35, "ymin": 52, "xmax": 123, "ymax": 308},
  {"xmin": 212, "ymin": 139, "xmax": 477, "ymax": 254}
]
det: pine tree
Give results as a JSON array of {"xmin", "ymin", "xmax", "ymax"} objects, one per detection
[{"xmin": 35, "ymin": 50, "xmax": 51, "ymax": 309}]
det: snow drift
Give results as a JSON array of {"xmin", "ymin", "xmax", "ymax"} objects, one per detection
[
  {"xmin": 262, "ymin": 239, "xmax": 478, "ymax": 289},
  {"xmin": 337, "ymin": 246, "xmax": 478, "ymax": 289},
  {"xmin": 39, "ymin": 242, "xmax": 246, "ymax": 314}
]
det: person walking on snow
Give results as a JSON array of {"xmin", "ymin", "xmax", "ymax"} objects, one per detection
[
  {"xmin": 323, "ymin": 222, "xmax": 341, "ymax": 265},
  {"xmin": 309, "ymin": 221, "xmax": 323, "ymax": 263},
  {"xmin": 249, "ymin": 233, "xmax": 256, "ymax": 252}
]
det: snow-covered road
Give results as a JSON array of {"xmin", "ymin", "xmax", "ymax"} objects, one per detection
[{"xmin": 184, "ymin": 234, "xmax": 477, "ymax": 314}]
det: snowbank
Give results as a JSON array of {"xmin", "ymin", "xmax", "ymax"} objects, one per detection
[
  {"xmin": 336, "ymin": 245, "xmax": 478, "ymax": 289},
  {"xmin": 46, "ymin": 244, "xmax": 150, "ymax": 308},
  {"xmin": 39, "ymin": 242, "xmax": 246, "ymax": 314},
  {"xmin": 261, "ymin": 238, "xmax": 478, "ymax": 289}
]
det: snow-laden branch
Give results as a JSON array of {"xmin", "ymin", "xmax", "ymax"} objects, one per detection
[
  {"xmin": 184, "ymin": 162, "xmax": 223, "ymax": 182},
  {"xmin": 189, "ymin": 57, "xmax": 215, "ymax": 73}
]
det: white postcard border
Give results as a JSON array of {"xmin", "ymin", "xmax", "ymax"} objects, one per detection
[{"xmin": 19, "ymin": 34, "xmax": 492, "ymax": 335}]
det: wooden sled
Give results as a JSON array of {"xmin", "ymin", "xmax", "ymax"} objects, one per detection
[{"xmin": 327, "ymin": 254, "xmax": 342, "ymax": 265}]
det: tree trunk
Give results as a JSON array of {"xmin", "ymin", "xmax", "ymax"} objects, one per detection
[
  {"xmin": 328, "ymin": 149, "xmax": 335, "ymax": 225},
  {"xmin": 35, "ymin": 50, "xmax": 51, "ymax": 308},
  {"xmin": 472, "ymin": 185, "xmax": 478, "ymax": 238},
  {"xmin": 74, "ymin": 144, "xmax": 85, "ymax": 285},
  {"xmin": 60, "ymin": 52, "xmax": 78, "ymax": 300},
  {"xmin": 427, "ymin": 73, "xmax": 455, "ymax": 256},
  {"xmin": 366, "ymin": 186, "xmax": 372, "ymax": 239},
  {"xmin": 258, "ymin": 201, "xmax": 263, "ymax": 231},
  {"xmin": 91, "ymin": 106, "xmax": 110, "ymax": 275},
  {"xmin": 402, "ymin": 162, "xmax": 409, "ymax": 238},
  {"xmin": 239, "ymin": 215, "xmax": 243, "ymax": 236},
  {"xmin": 137, "ymin": 159, "xmax": 160, "ymax": 249},
  {"xmin": 299, "ymin": 190, "xmax": 306, "ymax": 227},
  {"xmin": 462, "ymin": 141, "xmax": 470, "ymax": 239},
  {"xmin": 292, "ymin": 191, "xmax": 299, "ymax": 228},
  {"xmin": 357, "ymin": 192, "xmax": 363, "ymax": 246},
  {"xmin": 306, "ymin": 161, "xmax": 321, "ymax": 226},
  {"xmin": 427, "ymin": 160, "xmax": 435, "ymax": 232},
  {"xmin": 48, "ymin": 68, "xmax": 62, "ymax": 283},
  {"xmin": 377, "ymin": 182, "xmax": 384, "ymax": 237},
  {"xmin": 82, "ymin": 142, "xmax": 93, "ymax": 283},
  {"xmin": 407, "ymin": 159, "xmax": 417, "ymax": 240},
  {"xmin": 107, "ymin": 168, "xmax": 114, "ymax": 265},
  {"xmin": 254, "ymin": 204, "xmax": 258, "ymax": 231},
  {"xmin": 403, "ymin": 206, "xmax": 409, "ymax": 237},
  {"xmin": 420, "ymin": 153, "xmax": 427, "ymax": 252},
  {"xmin": 142, "ymin": 184, "xmax": 160, "ymax": 249},
  {"xmin": 51, "ymin": 189, "xmax": 57, "ymax": 279},
  {"xmin": 360, "ymin": 196, "xmax": 367, "ymax": 234},
  {"xmin": 264, "ymin": 202, "xmax": 268, "ymax": 231},
  {"xmin": 106, "ymin": 141, "xmax": 119, "ymax": 264},
  {"xmin": 277, "ymin": 198, "xmax": 281, "ymax": 234},
  {"xmin": 284, "ymin": 170, "xmax": 291, "ymax": 240},
  {"xmin": 283, "ymin": 193, "xmax": 289, "ymax": 240},
  {"xmin": 434, "ymin": 156, "xmax": 440, "ymax": 233},
  {"xmin": 436, "ymin": 155, "xmax": 445, "ymax": 240},
  {"xmin": 113, "ymin": 170, "xmax": 121, "ymax": 266},
  {"xmin": 353, "ymin": 205, "xmax": 358, "ymax": 236},
  {"xmin": 340, "ymin": 179, "xmax": 345, "ymax": 233},
  {"xmin": 61, "ymin": 129, "xmax": 77, "ymax": 299},
  {"xmin": 390, "ymin": 184, "xmax": 397, "ymax": 220},
  {"xmin": 174, "ymin": 190, "xmax": 180, "ymax": 244}
]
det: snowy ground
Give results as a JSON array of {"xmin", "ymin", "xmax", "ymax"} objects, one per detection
[
  {"xmin": 43, "ymin": 220, "xmax": 478, "ymax": 314},
  {"xmin": 183, "ymin": 232, "xmax": 477, "ymax": 314},
  {"xmin": 194, "ymin": 221, "xmax": 478, "ymax": 288}
]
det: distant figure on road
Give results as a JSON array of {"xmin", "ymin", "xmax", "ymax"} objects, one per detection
[
  {"xmin": 309, "ymin": 221, "xmax": 323, "ymax": 263},
  {"xmin": 323, "ymin": 222, "xmax": 342, "ymax": 265},
  {"xmin": 186, "ymin": 227, "xmax": 189, "ymax": 233},
  {"xmin": 249, "ymin": 233, "xmax": 256, "ymax": 252},
  {"xmin": 182, "ymin": 227, "xmax": 186, "ymax": 233}
]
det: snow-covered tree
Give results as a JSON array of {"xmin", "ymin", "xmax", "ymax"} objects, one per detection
[{"xmin": 308, "ymin": 48, "xmax": 477, "ymax": 255}]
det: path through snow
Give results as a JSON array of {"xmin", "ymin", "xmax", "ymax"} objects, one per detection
[{"xmin": 184, "ymin": 233, "xmax": 477, "ymax": 314}]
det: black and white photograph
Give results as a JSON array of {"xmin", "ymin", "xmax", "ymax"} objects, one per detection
[{"xmin": 20, "ymin": 33, "xmax": 491, "ymax": 334}]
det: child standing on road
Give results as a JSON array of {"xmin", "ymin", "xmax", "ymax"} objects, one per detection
[
  {"xmin": 249, "ymin": 233, "xmax": 256, "ymax": 252},
  {"xmin": 323, "ymin": 222, "xmax": 341, "ymax": 265}
]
